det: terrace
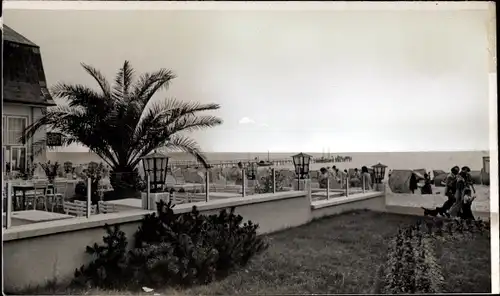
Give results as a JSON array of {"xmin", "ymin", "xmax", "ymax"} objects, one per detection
[
  {"xmin": 3, "ymin": 154, "xmax": 392, "ymax": 292},
  {"xmin": 2, "ymin": 152, "xmax": 493, "ymax": 294}
]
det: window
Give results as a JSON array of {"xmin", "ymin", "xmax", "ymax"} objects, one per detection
[
  {"xmin": 10, "ymin": 147, "xmax": 27, "ymax": 172},
  {"xmin": 2, "ymin": 117, "xmax": 6, "ymax": 143},
  {"xmin": 7, "ymin": 117, "xmax": 27, "ymax": 145},
  {"xmin": 2, "ymin": 116, "xmax": 29, "ymax": 173},
  {"xmin": 2, "ymin": 147, "xmax": 5, "ymax": 173}
]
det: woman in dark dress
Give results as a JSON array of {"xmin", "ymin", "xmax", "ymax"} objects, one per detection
[
  {"xmin": 421, "ymin": 173, "xmax": 433, "ymax": 195},
  {"xmin": 409, "ymin": 173, "xmax": 418, "ymax": 194}
]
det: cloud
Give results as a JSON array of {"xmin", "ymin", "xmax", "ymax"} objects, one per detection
[
  {"xmin": 238, "ymin": 117, "xmax": 270, "ymax": 128},
  {"xmin": 238, "ymin": 117, "xmax": 256, "ymax": 124}
]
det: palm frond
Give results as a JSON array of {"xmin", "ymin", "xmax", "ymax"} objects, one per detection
[
  {"xmin": 22, "ymin": 106, "xmax": 120, "ymax": 167},
  {"xmin": 135, "ymin": 98, "xmax": 221, "ymax": 137},
  {"xmin": 50, "ymin": 83, "xmax": 112, "ymax": 114},
  {"xmin": 22, "ymin": 60, "xmax": 220, "ymax": 174},
  {"xmin": 130, "ymin": 134, "xmax": 209, "ymax": 169},
  {"xmin": 80, "ymin": 63, "xmax": 112, "ymax": 98},
  {"xmin": 165, "ymin": 115, "xmax": 223, "ymax": 135},
  {"xmin": 163, "ymin": 135, "xmax": 210, "ymax": 169},
  {"xmin": 127, "ymin": 99, "xmax": 221, "ymax": 164},
  {"xmin": 113, "ymin": 60, "xmax": 135, "ymax": 101},
  {"xmin": 21, "ymin": 105, "xmax": 85, "ymax": 143},
  {"xmin": 132, "ymin": 69, "xmax": 176, "ymax": 109},
  {"xmin": 31, "ymin": 137, "xmax": 116, "ymax": 167}
]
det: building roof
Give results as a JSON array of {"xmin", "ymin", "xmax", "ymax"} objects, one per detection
[
  {"xmin": 3, "ymin": 25, "xmax": 39, "ymax": 47},
  {"xmin": 2, "ymin": 25, "xmax": 56, "ymax": 106}
]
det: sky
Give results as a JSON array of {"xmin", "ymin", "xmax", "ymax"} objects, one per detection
[{"xmin": 3, "ymin": 4, "xmax": 494, "ymax": 153}]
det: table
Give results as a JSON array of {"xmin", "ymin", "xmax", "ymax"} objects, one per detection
[
  {"xmin": 11, "ymin": 180, "xmax": 80, "ymax": 210},
  {"xmin": 10, "ymin": 210, "xmax": 73, "ymax": 226},
  {"xmin": 12, "ymin": 184, "xmax": 36, "ymax": 211}
]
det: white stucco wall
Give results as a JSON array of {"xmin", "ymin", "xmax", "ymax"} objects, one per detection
[
  {"xmin": 3, "ymin": 103, "xmax": 48, "ymax": 174},
  {"xmin": 3, "ymin": 104, "xmax": 31, "ymax": 118}
]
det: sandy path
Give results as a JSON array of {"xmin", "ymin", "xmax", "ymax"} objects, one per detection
[{"xmin": 385, "ymin": 185, "xmax": 491, "ymax": 212}]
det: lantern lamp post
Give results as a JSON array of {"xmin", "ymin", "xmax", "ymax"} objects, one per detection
[
  {"xmin": 292, "ymin": 152, "xmax": 312, "ymax": 189},
  {"xmin": 372, "ymin": 162, "xmax": 388, "ymax": 184},
  {"xmin": 140, "ymin": 151, "xmax": 170, "ymax": 193}
]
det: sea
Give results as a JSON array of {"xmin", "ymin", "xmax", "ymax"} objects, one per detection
[{"xmin": 47, "ymin": 150, "xmax": 491, "ymax": 173}]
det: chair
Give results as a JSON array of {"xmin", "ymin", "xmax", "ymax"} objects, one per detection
[
  {"xmin": 63, "ymin": 201, "xmax": 96, "ymax": 217},
  {"xmin": 47, "ymin": 181, "xmax": 68, "ymax": 212},
  {"xmin": 31, "ymin": 181, "xmax": 50, "ymax": 211},
  {"xmin": 98, "ymin": 201, "xmax": 117, "ymax": 214}
]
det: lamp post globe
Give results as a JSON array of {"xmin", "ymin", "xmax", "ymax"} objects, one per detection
[
  {"xmin": 140, "ymin": 151, "xmax": 170, "ymax": 193},
  {"xmin": 291, "ymin": 152, "xmax": 312, "ymax": 190},
  {"xmin": 371, "ymin": 162, "xmax": 388, "ymax": 184}
]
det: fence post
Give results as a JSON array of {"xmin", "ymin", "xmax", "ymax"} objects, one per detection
[
  {"xmin": 362, "ymin": 175, "xmax": 366, "ymax": 194},
  {"xmin": 326, "ymin": 177, "xmax": 330, "ymax": 200},
  {"xmin": 6, "ymin": 182, "xmax": 12, "ymax": 229},
  {"xmin": 272, "ymin": 168, "xmax": 276, "ymax": 194},
  {"xmin": 86, "ymin": 177, "xmax": 92, "ymax": 218},
  {"xmin": 346, "ymin": 177, "xmax": 350, "ymax": 197},
  {"xmin": 205, "ymin": 170, "xmax": 210, "ymax": 202},
  {"xmin": 146, "ymin": 175, "xmax": 151, "ymax": 210},
  {"xmin": 242, "ymin": 169, "xmax": 246, "ymax": 197}
]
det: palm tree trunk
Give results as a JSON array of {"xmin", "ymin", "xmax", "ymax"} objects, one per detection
[{"xmin": 109, "ymin": 165, "xmax": 141, "ymax": 199}]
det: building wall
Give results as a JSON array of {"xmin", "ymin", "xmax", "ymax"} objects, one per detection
[{"xmin": 3, "ymin": 103, "xmax": 47, "ymax": 174}]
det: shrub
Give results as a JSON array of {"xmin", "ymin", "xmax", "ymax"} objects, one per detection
[
  {"xmin": 134, "ymin": 200, "xmax": 268, "ymax": 283},
  {"xmin": 39, "ymin": 161, "xmax": 60, "ymax": 183},
  {"xmin": 74, "ymin": 181, "xmax": 87, "ymax": 199},
  {"xmin": 381, "ymin": 225, "xmax": 444, "ymax": 294},
  {"xmin": 73, "ymin": 200, "xmax": 268, "ymax": 290},
  {"xmin": 73, "ymin": 225, "xmax": 129, "ymax": 289},
  {"xmin": 378, "ymin": 217, "xmax": 489, "ymax": 294},
  {"xmin": 254, "ymin": 168, "xmax": 285, "ymax": 194}
]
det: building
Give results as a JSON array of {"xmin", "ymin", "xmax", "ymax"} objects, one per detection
[{"xmin": 2, "ymin": 25, "xmax": 56, "ymax": 174}]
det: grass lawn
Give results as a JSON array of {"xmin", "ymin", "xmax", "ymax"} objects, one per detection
[{"xmin": 21, "ymin": 210, "xmax": 491, "ymax": 295}]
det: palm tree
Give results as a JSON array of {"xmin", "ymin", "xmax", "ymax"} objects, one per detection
[{"xmin": 22, "ymin": 61, "xmax": 222, "ymax": 195}]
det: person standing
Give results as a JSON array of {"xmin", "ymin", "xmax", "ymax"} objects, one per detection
[
  {"xmin": 449, "ymin": 170, "xmax": 469, "ymax": 217},
  {"xmin": 353, "ymin": 168, "xmax": 361, "ymax": 179},
  {"xmin": 409, "ymin": 173, "xmax": 418, "ymax": 194},
  {"xmin": 421, "ymin": 173, "xmax": 433, "ymax": 194},
  {"xmin": 318, "ymin": 167, "xmax": 329, "ymax": 189},
  {"xmin": 342, "ymin": 169, "xmax": 349, "ymax": 188},
  {"xmin": 330, "ymin": 166, "xmax": 337, "ymax": 178},
  {"xmin": 361, "ymin": 166, "xmax": 372, "ymax": 190},
  {"xmin": 461, "ymin": 166, "xmax": 476, "ymax": 194},
  {"xmin": 444, "ymin": 166, "xmax": 460, "ymax": 194}
]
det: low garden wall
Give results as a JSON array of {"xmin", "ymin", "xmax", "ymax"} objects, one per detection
[{"xmin": 3, "ymin": 190, "xmax": 385, "ymax": 292}]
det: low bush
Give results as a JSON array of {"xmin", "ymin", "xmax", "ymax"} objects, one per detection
[
  {"xmin": 376, "ymin": 217, "xmax": 489, "ymax": 294},
  {"xmin": 72, "ymin": 200, "xmax": 268, "ymax": 290},
  {"xmin": 254, "ymin": 169, "xmax": 286, "ymax": 193},
  {"xmin": 74, "ymin": 181, "xmax": 87, "ymax": 199},
  {"xmin": 73, "ymin": 225, "xmax": 129, "ymax": 289}
]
